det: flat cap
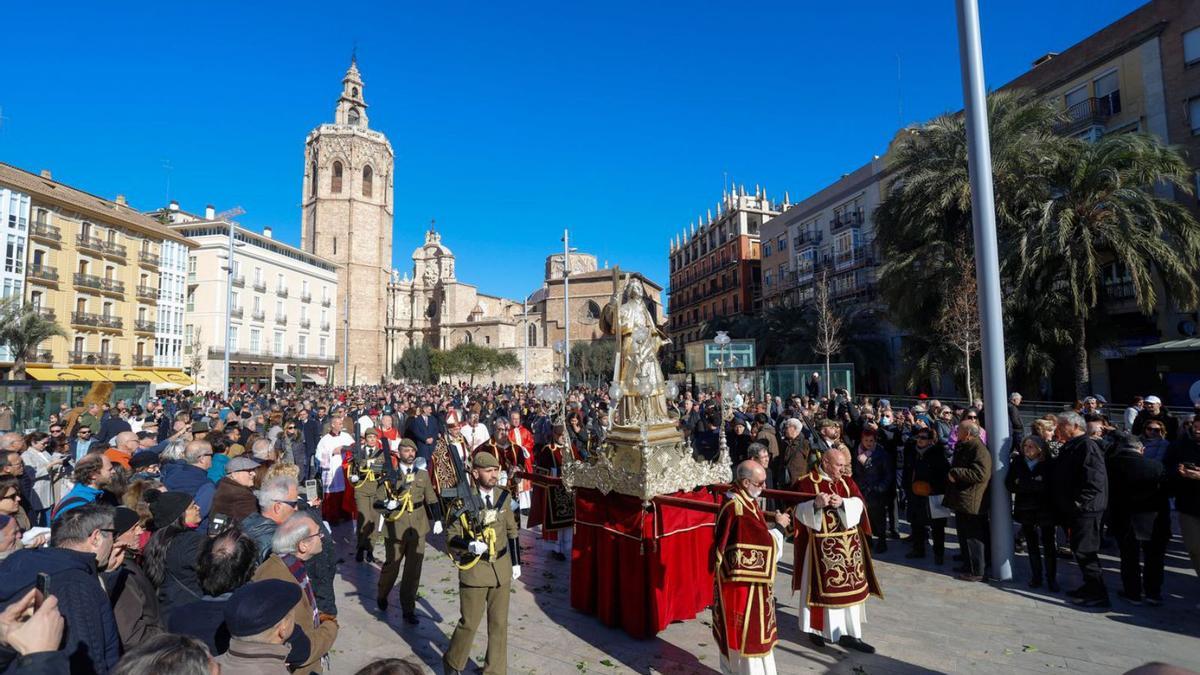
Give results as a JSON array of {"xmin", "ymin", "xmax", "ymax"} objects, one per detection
[
  {"xmin": 224, "ymin": 579, "xmax": 300, "ymax": 637},
  {"xmin": 191, "ymin": 421, "xmax": 210, "ymax": 433},
  {"xmin": 472, "ymin": 451, "xmax": 500, "ymax": 469},
  {"xmin": 226, "ymin": 456, "xmax": 261, "ymax": 474}
]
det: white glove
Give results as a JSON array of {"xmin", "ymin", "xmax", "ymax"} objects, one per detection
[
  {"xmin": 386, "ymin": 500, "xmax": 399, "ymax": 510},
  {"xmin": 467, "ymin": 540, "xmax": 488, "ymax": 556},
  {"xmin": 350, "ymin": 473, "xmax": 360, "ymax": 483},
  {"xmin": 512, "ymin": 564, "xmax": 522, "ymax": 581},
  {"xmin": 432, "ymin": 520, "xmax": 444, "ymax": 535}
]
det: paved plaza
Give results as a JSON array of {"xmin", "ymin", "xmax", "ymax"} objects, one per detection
[{"xmin": 326, "ymin": 519, "xmax": 1200, "ymax": 674}]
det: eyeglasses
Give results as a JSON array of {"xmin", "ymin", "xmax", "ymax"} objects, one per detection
[
  {"xmin": 0, "ymin": 492, "xmax": 18, "ymax": 501},
  {"xmin": 277, "ymin": 499, "xmax": 303, "ymax": 509},
  {"xmin": 79, "ymin": 430, "xmax": 92, "ymax": 435},
  {"xmin": 965, "ymin": 415, "xmax": 978, "ymax": 420},
  {"xmin": 98, "ymin": 528, "xmax": 116, "ymax": 536}
]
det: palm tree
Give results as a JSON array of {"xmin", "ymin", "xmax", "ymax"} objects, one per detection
[
  {"xmin": 0, "ymin": 296, "xmax": 67, "ymax": 380},
  {"xmin": 1018, "ymin": 132, "xmax": 1200, "ymax": 397}
]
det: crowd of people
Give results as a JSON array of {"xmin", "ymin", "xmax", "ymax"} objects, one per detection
[{"xmin": 0, "ymin": 380, "xmax": 1197, "ymax": 673}]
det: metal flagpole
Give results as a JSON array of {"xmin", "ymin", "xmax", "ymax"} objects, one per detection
[
  {"xmin": 562, "ymin": 229, "xmax": 570, "ymax": 397},
  {"xmin": 223, "ymin": 217, "xmax": 235, "ymax": 393},
  {"xmin": 523, "ymin": 297, "xmax": 529, "ymax": 386},
  {"xmin": 955, "ymin": 0, "xmax": 1013, "ymax": 581}
]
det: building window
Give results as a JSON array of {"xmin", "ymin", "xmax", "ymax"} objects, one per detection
[
  {"xmin": 763, "ymin": 242, "xmax": 772, "ymax": 258},
  {"xmin": 777, "ymin": 234, "xmax": 787, "ymax": 251},
  {"xmin": 332, "ymin": 161, "xmax": 343, "ymax": 193},
  {"xmin": 310, "ymin": 162, "xmax": 318, "ymax": 196},
  {"xmin": 1185, "ymin": 27, "xmax": 1200, "ymax": 66},
  {"xmin": 4, "ymin": 235, "xmax": 23, "ymax": 274},
  {"xmin": 1190, "ymin": 97, "xmax": 1200, "ymax": 135},
  {"xmin": 528, "ymin": 324, "xmax": 537, "ymax": 346},
  {"xmin": 298, "ymin": 334, "xmax": 308, "ymax": 357},
  {"xmin": 362, "ymin": 166, "xmax": 373, "ymax": 198},
  {"xmin": 463, "ymin": 332, "xmax": 473, "ymax": 344},
  {"xmin": 185, "ymin": 324, "xmax": 193, "ymax": 346},
  {"xmin": 585, "ymin": 300, "xmax": 601, "ymax": 320},
  {"xmin": 74, "ymin": 336, "xmax": 85, "ymax": 353},
  {"xmin": 273, "ymin": 331, "xmax": 284, "ymax": 355},
  {"xmin": 319, "ymin": 337, "xmax": 327, "ymax": 357},
  {"xmin": 348, "ymin": 108, "xmax": 360, "ymax": 126},
  {"xmin": 484, "ymin": 335, "xmax": 491, "ymax": 345},
  {"xmin": 1093, "ymin": 70, "xmax": 1120, "ymax": 114}
]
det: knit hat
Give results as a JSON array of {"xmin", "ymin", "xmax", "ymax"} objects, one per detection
[
  {"xmin": 113, "ymin": 507, "xmax": 141, "ymax": 538},
  {"xmin": 146, "ymin": 490, "xmax": 193, "ymax": 529},
  {"xmin": 130, "ymin": 452, "xmax": 159, "ymax": 471}
]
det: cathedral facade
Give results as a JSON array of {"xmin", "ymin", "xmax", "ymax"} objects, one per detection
[{"xmin": 303, "ymin": 61, "xmax": 662, "ymax": 384}]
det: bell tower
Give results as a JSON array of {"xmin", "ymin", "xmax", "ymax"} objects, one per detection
[{"xmin": 301, "ymin": 58, "xmax": 395, "ymax": 384}]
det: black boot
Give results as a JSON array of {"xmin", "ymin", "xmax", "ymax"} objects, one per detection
[{"xmin": 838, "ymin": 636, "xmax": 876, "ymax": 653}]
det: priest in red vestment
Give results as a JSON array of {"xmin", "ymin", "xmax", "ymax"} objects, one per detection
[
  {"xmin": 713, "ymin": 460, "xmax": 790, "ymax": 675},
  {"xmin": 507, "ymin": 410, "xmax": 535, "ymax": 520},
  {"xmin": 528, "ymin": 424, "xmax": 575, "ymax": 561},
  {"xmin": 791, "ymin": 445, "xmax": 882, "ymax": 654}
]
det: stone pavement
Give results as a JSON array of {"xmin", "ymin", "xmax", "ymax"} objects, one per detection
[{"xmin": 326, "ymin": 521, "xmax": 1200, "ymax": 674}]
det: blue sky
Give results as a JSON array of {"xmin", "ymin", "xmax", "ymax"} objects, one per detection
[{"xmin": 1, "ymin": 0, "xmax": 1142, "ymax": 301}]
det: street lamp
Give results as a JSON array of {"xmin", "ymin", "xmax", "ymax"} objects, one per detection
[{"xmin": 713, "ymin": 331, "xmax": 733, "ymax": 457}]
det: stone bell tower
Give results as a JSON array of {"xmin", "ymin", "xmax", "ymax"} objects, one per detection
[{"xmin": 301, "ymin": 58, "xmax": 394, "ymax": 384}]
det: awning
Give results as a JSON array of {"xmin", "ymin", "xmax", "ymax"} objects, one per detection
[
  {"xmin": 302, "ymin": 373, "xmax": 327, "ymax": 385},
  {"xmin": 26, "ymin": 367, "xmax": 98, "ymax": 382},
  {"xmin": 1137, "ymin": 337, "xmax": 1200, "ymax": 354},
  {"xmin": 275, "ymin": 372, "xmax": 297, "ymax": 383},
  {"xmin": 106, "ymin": 370, "xmax": 161, "ymax": 384},
  {"xmin": 152, "ymin": 370, "xmax": 194, "ymax": 389}
]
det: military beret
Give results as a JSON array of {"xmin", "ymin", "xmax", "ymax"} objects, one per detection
[
  {"xmin": 224, "ymin": 580, "xmax": 300, "ymax": 637},
  {"xmin": 398, "ymin": 438, "xmax": 417, "ymax": 451}
]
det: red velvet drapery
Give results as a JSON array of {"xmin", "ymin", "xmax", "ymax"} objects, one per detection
[{"xmin": 570, "ymin": 487, "xmax": 717, "ymax": 639}]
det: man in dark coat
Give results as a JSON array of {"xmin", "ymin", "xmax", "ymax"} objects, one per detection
[
  {"xmin": 0, "ymin": 504, "xmax": 121, "ymax": 674},
  {"xmin": 406, "ymin": 402, "xmax": 441, "ymax": 464},
  {"xmin": 1106, "ymin": 431, "xmax": 1170, "ymax": 605},
  {"xmin": 944, "ymin": 422, "xmax": 991, "ymax": 582},
  {"xmin": 1052, "ymin": 411, "xmax": 1110, "ymax": 608}
]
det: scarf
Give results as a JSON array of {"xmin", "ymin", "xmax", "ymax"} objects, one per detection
[{"xmin": 282, "ymin": 554, "xmax": 319, "ymax": 628}]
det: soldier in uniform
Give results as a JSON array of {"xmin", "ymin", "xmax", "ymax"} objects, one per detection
[
  {"xmin": 442, "ymin": 451, "xmax": 521, "ymax": 675},
  {"xmin": 376, "ymin": 438, "xmax": 442, "ymax": 623},
  {"xmin": 350, "ymin": 427, "xmax": 386, "ymax": 563}
]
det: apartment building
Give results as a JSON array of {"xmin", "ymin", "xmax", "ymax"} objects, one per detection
[
  {"xmin": 0, "ymin": 162, "xmax": 195, "ymax": 385},
  {"xmin": 164, "ymin": 204, "xmax": 339, "ymax": 389}
]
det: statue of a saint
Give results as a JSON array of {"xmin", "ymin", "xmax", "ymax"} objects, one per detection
[{"xmin": 601, "ymin": 275, "xmax": 670, "ymax": 426}]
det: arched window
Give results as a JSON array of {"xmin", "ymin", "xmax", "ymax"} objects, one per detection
[
  {"xmin": 310, "ymin": 162, "xmax": 317, "ymax": 196},
  {"xmin": 347, "ymin": 108, "xmax": 360, "ymax": 126},
  {"xmin": 352, "ymin": 86, "xmax": 359, "ymax": 98},
  {"xmin": 463, "ymin": 332, "xmax": 473, "ymax": 344},
  {"xmin": 331, "ymin": 162, "xmax": 343, "ymax": 193},
  {"xmin": 528, "ymin": 324, "xmax": 537, "ymax": 347},
  {"xmin": 362, "ymin": 166, "xmax": 373, "ymax": 198},
  {"xmin": 584, "ymin": 300, "xmax": 602, "ymax": 321}
]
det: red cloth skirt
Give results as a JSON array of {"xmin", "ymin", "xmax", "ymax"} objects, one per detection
[{"xmin": 570, "ymin": 487, "xmax": 717, "ymax": 639}]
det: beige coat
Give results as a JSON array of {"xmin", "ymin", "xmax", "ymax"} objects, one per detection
[{"xmin": 252, "ymin": 555, "xmax": 338, "ymax": 674}]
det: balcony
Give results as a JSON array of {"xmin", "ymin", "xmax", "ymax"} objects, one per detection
[
  {"xmin": 299, "ymin": 318, "xmax": 311, "ymax": 329},
  {"xmin": 230, "ymin": 306, "xmax": 244, "ymax": 319},
  {"xmin": 76, "ymin": 234, "xmax": 105, "ymax": 253},
  {"xmin": 68, "ymin": 351, "xmax": 120, "ymax": 366},
  {"xmin": 30, "ymin": 222, "xmax": 61, "ymax": 245},
  {"xmin": 231, "ymin": 275, "xmax": 245, "ymax": 288},
  {"xmin": 793, "ymin": 230, "xmax": 822, "ymax": 248},
  {"xmin": 252, "ymin": 281, "xmax": 267, "ymax": 293},
  {"xmin": 320, "ymin": 322, "xmax": 330, "ymax": 332},
  {"xmin": 252, "ymin": 309, "xmax": 266, "ymax": 321},
  {"xmin": 301, "ymin": 292, "xmax": 312, "ymax": 303},
  {"xmin": 28, "ymin": 264, "xmax": 59, "ymax": 285},
  {"xmin": 205, "ymin": 346, "xmax": 337, "ymax": 366},
  {"xmin": 833, "ymin": 247, "xmax": 875, "ymax": 271},
  {"xmin": 1055, "ymin": 94, "xmax": 1120, "ymax": 136},
  {"xmin": 35, "ymin": 306, "xmax": 56, "ymax": 321},
  {"xmin": 133, "ymin": 355, "xmax": 155, "ymax": 367},
  {"xmin": 1102, "ymin": 279, "xmax": 1138, "ymax": 312},
  {"xmin": 275, "ymin": 315, "xmax": 288, "ymax": 326},
  {"xmin": 138, "ymin": 250, "xmax": 160, "ymax": 267},
  {"xmin": 72, "ymin": 311, "xmax": 123, "ymax": 331},
  {"xmin": 830, "ymin": 210, "xmax": 865, "ymax": 233},
  {"xmin": 321, "ymin": 297, "xmax": 332, "ymax": 308},
  {"xmin": 276, "ymin": 287, "xmax": 289, "ymax": 298},
  {"xmin": 134, "ymin": 319, "xmax": 157, "ymax": 333},
  {"xmin": 136, "ymin": 285, "xmax": 158, "ymax": 301},
  {"xmin": 100, "ymin": 240, "xmax": 127, "ymax": 260},
  {"xmin": 74, "ymin": 273, "xmax": 125, "ymax": 296},
  {"xmin": 24, "ymin": 349, "xmax": 54, "ymax": 364}
]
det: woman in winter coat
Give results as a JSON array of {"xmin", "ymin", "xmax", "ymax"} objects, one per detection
[
  {"xmin": 142, "ymin": 490, "xmax": 206, "ymax": 618},
  {"xmin": 851, "ymin": 429, "xmax": 894, "ymax": 554},
  {"xmin": 1005, "ymin": 436, "xmax": 1057, "ymax": 590}
]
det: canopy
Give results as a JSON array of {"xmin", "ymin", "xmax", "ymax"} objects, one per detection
[
  {"xmin": 151, "ymin": 370, "xmax": 194, "ymax": 389},
  {"xmin": 275, "ymin": 372, "xmax": 297, "ymax": 383},
  {"xmin": 302, "ymin": 372, "xmax": 327, "ymax": 385},
  {"xmin": 25, "ymin": 367, "xmax": 101, "ymax": 382},
  {"xmin": 1137, "ymin": 337, "xmax": 1200, "ymax": 354},
  {"xmin": 106, "ymin": 370, "xmax": 162, "ymax": 384}
]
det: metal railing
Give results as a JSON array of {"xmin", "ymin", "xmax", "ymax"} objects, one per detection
[
  {"xmin": 1055, "ymin": 94, "xmax": 1120, "ymax": 135},
  {"xmin": 68, "ymin": 350, "xmax": 120, "ymax": 366},
  {"xmin": 830, "ymin": 210, "xmax": 865, "ymax": 232},
  {"xmin": 30, "ymin": 222, "xmax": 61, "ymax": 242},
  {"xmin": 301, "ymin": 293, "xmax": 312, "ymax": 303},
  {"xmin": 24, "ymin": 349, "xmax": 53, "ymax": 364},
  {"xmin": 253, "ymin": 281, "xmax": 267, "ymax": 292},
  {"xmin": 71, "ymin": 311, "xmax": 123, "ymax": 329},
  {"xmin": 232, "ymin": 275, "xmax": 245, "ymax": 288},
  {"xmin": 299, "ymin": 318, "xmax": 311, "ymax": 329},
  {"xmin": 35, "ymin": 307, "xmax": 56, "ymax": 321},
  {"xmin": 136, "ymin": 285, "xmax": 158, "ymax": 300},
  {"xmin": 230, "ymin": 306, "xmax": 244, "ymax": 319},
  {"xmin": 101, "ymin": 240, "xmax": 127, "ymax": 258},
  {"xmin": 76, "ymin": 234, "xmax": 105, "ymax": 252},
  {"xmin": 74, "ymin": 273, "xmax": 125, "ymax": 294},
  {"xmin": 252, "ymin": 309, "xmax": 266, "ymax": 321},
  {"xmin": 138, "ymin": 251, "xmax": 160, "ymax": 266},
  {"xmin": 134, "ymin": 319, "xmax": 157, "ymax": 332},
  {"xmin": 28, "ymin": 264, "xmax": 58, "ymax": 283},
  {"xmin": 321, "ymin": 297, "xmax": 332, "ymax": 307},
  {"xmin": 276, "ymin": 287, "xmax": 289, "ymax": 298},
  {"xmin": 133, "ymin": 355, "xmax": 155, "ymax": 367},
  {"xmin": 275, "ymin": 315, "xmax": 288, "ymax": 325}
]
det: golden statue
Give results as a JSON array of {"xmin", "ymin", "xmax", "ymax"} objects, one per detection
[{"xmin": 600, "ymin": 272, "xmax": 670, "ymax": 426}]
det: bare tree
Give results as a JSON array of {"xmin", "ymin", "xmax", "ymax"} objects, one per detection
[
  {"xmin": 188, "ymin": 326, "xmax": 205, "ymax": 375},
  {"xmin": 812, "ymin": 270, "xmax": 844, "ymax": 390},
  {"xmin": 935, "ymin": 251, "xmax": 982, "ymax": 400}
]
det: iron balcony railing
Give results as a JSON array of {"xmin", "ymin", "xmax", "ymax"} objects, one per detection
[
  {"xmin": 71, "ymin": 312, "xmax": 123, "ymax": 330},
  {"xmin": 30, "ymin": 222, "xmax": 61, "ymax": 242},
  {"xmin": 29, "ymin": 264, "xmax": 59, "ymax": 283},
  {"xmin": 68, "ymin": 350, "xmax": 121, "ymax": 366}
]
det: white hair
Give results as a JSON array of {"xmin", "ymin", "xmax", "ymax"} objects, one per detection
[
  {"xmin": 782, "ymin": 418, "xmax": 804, "ymax": 433},
  {"xmin": 159, "ymin": 438, "xmax": 187, "ymax": 462},
  {"xmin": 271, "ymin": 512, "xmax": 317, "ymax": 555},
  {"xmin": 257, "ymin": 475, "xmax": 298, "ymax": 513}
]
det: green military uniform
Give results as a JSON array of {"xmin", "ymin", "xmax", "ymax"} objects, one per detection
[
  {"xmin": 350, "ymin": 438, "xmax": 387, "ymax": 556},
  {"xmin": 443, "ymin": 454, "xmax": 521, "ymax": 675},
  {"xmin": 376, "ymin": 455, "xmax": 439, "ymax": 617}
]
